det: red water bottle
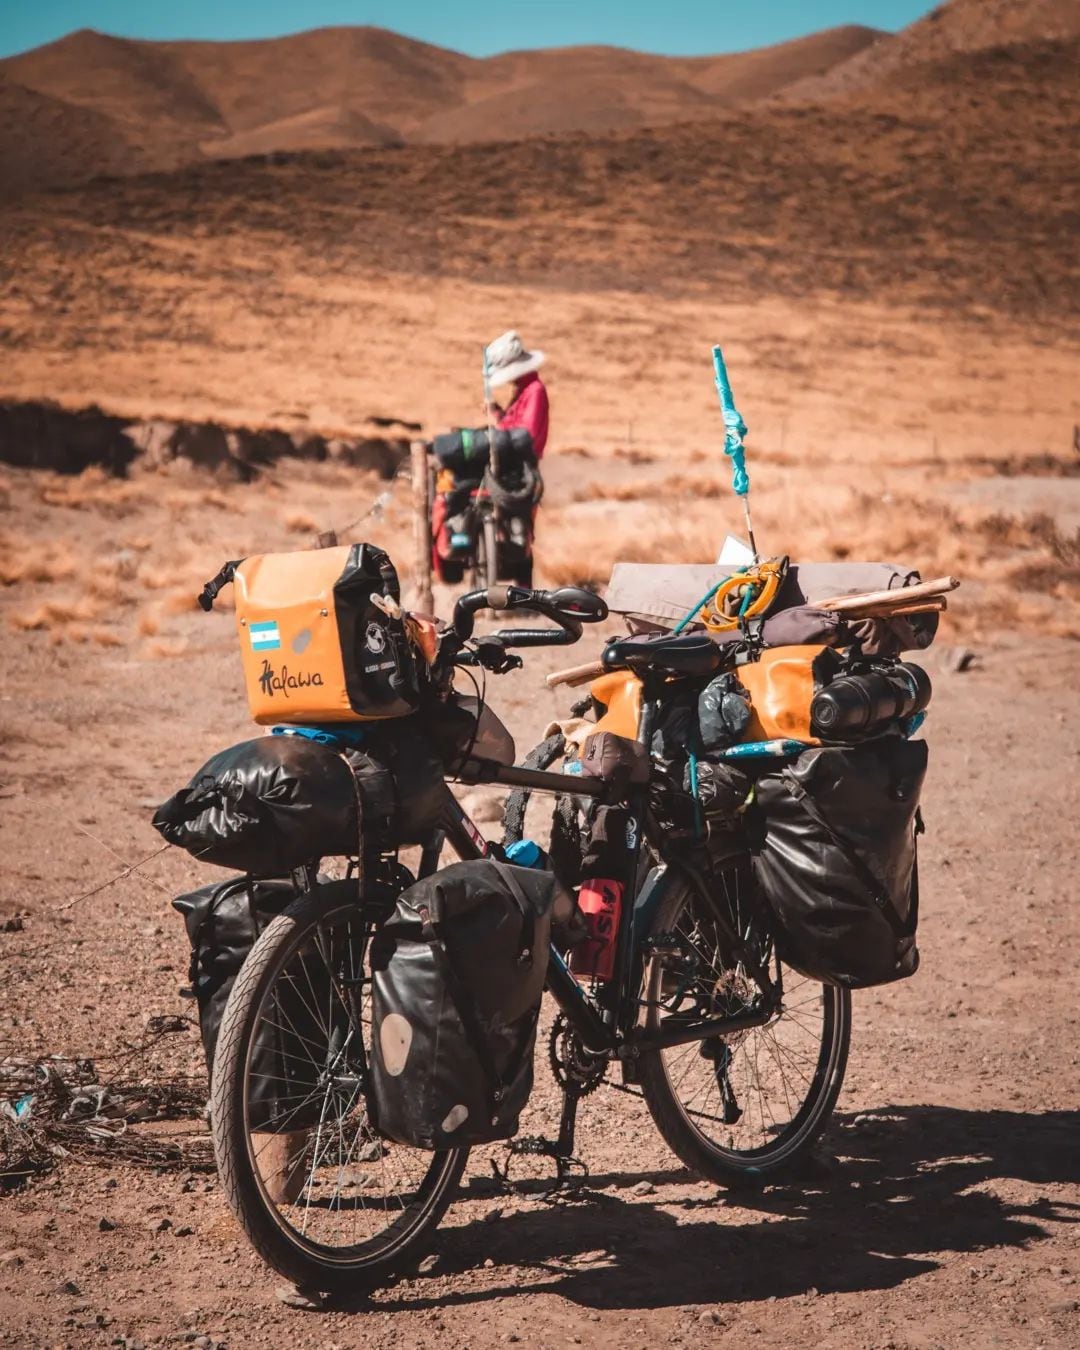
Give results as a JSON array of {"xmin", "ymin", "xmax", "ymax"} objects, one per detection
[{"xmin": 570, "ymin": 878, "xmax": 624, "ymax": 981}]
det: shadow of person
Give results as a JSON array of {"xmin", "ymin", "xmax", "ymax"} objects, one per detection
[{"xmin": 379, "ymin": 1104, "xmax": 1079, "ymax": 1314}]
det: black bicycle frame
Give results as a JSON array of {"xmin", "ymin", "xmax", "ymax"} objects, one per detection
[{"xmin": 428, "ymin": 675, "xmax": 780, "ymax": 1065}]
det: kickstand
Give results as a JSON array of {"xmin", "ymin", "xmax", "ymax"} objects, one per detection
[{"xmin": 491, "ymin": 1085, "xmax": 590, "ymax": 1196}]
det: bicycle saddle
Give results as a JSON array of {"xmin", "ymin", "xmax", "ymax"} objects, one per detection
[{"xmin": 601, "ymin": 632, "xmax": 723, "ymax": 680}]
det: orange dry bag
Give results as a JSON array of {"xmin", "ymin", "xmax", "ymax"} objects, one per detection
[
  {"xmin": 736, "ymin": 645, "xmax": 843, "ymax": 744},
  {"xmin": 199, "ymin": 543, "xmax": 423, "ymax": 726}
]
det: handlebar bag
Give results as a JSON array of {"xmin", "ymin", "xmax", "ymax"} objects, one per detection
[
  {"xmin": 232, "ymin": 542, "xmax": 420, "ymax": 725},
  {"xmin": 172, "ymin": 876, "xmax": 345, "ymax": 1131},
  {"xmin": 751, "ymin": 738, "xmax": 927, "ymax": 988},
  {"xmin": 369, "ymin": 861, "xmax": 557, "ymax": 1149}
]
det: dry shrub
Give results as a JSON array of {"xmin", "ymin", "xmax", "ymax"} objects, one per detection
[
  {"xmin": 10, "ymin": 599, "xmax": 83, "ymax": 631},
  {"xmin": 283, "ymin": 509, "xmax": 319, "ymax": 534},
  {"xmin": 613, "ymin": 448, "xmax": 655, "ymax": 465},
  {"xmin": 90, "ymin": 627, "xmax": 124, "ymax": 647},
  {"xmin": 572, "ymin": 480, "xmax": 649, "ymax": 504},
  {"xmin": 0, "ymin": 536, "xmax": 76, "ymax": 587},
  {"xmin": 138, "ymin": 565, "xmax": 179, "ymax": 591},
  {"xmin": 572, "ymin": 471, "xmax": 730, "ymax": 506},
  {"xmin": 162, "ymin": 588, "xmax": 198, "ymax": 615},
  {"xmin": 144, "ymin": 639, "xmax": 188, "ymax": 660},
  {"xmin": 539, "ymin": 503, "xmax": 715, "ymax": 590},
  {"xmin": 137, "ymin": 606, "xmax": 162, "ymax": 637},
  {"xmin": 126, "ymin": 535, "xmax": 154, "ymax": 552},
  {"xmin": 38, "ymin": 469, "xmax": 147, "ymax": 515}
]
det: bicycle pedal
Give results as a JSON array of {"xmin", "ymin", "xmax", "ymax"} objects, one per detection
[{"xmin": 507, "ymin": 1134, "xmax": 559, "ymax": 1158}]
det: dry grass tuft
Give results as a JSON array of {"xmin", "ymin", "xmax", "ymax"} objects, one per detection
[
  {"xmin": 10, "ymin": 599, "xmax": 79, "ymax": 631},
  {"xmin": 137, "ymin": 607, "xmax": 162, "ymax": 637},
  {"xmin": 283, "ymin": 509, "xmax": 319, "ymax": 534},
  {"xmin": 144, "ymin": 639, "xmax": 189, "ymax": 660},
  {"xmin": 38, "ymin": 469, "xmax": 148, "ymax": 515},
  {"xmin": 162, "ymin": 588, "xmax": 199, "ymax": 615},
  {"xmin": 90, "ymin": 627, "xmax": 124, "ymax": 647},
  {"xmin": 0, "ymin": 535, "xmax": 77, "ymax": 587}
]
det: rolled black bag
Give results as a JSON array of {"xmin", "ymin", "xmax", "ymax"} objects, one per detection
[
  {"xmin": 154, "ymin": 735, "xmax": 358, "ymax": 874},
  {"xmin": 431, "ymin": 425, "xmax": 534, "ymax": 473},
  {"xmin": 153, "ymin": 723, "xmax": 448, "ymax": 873},
  {"xmin": 369, "ymin": 861, "xmax": 556, "ymax": 1149},
  {"xmin": 751, "ymin": 738, "xmax": 927, "ymax": 989},
  {"xmin": 172, "ymin": 876, "xmax": 345, "ymax": 1129}
]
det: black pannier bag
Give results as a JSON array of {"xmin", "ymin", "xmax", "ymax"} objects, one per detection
[
  {"xmin": 152, "ymin": 722, "xmax": 448, "ymax": 873},
  {"xmin": 431, "ymin": 425, "xmax": 534, "ymax": 474},
  {"xmin": 172, "ymin": 876, "xmax": 345, "ymax": 1130},
  {"xmin": 370, "ymin": 861, "xmax": 556, "ymax": 1149},
  {"xmin": 751, "ymin": 738, "xmax": 927, "ymax": 989}
]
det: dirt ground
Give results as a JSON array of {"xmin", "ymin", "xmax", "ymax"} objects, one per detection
[
  {"xmin": 2, "ymin": 13, "xmax": 1080, "ymax": 1339},
  {"xmin": 1, "ymin": 440, "xmax": 1079, "ymax": 1346}
]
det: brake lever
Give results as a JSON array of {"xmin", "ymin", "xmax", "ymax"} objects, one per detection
[{"xmin": 471, "ymin": 636, "xmax": 524, "ymax": 674}]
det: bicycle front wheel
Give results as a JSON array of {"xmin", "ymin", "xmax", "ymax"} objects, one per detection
[
  {"xmin": 639, "ymin": 864, "xmax": 850, "ymax": 1187},
  {"xmin": 210, "ymin": 882, "xmax": 468, "ymax": 1294}
]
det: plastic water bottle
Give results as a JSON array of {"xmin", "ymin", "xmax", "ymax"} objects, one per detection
[{"xmin": 570, "ymin": 879, "xmax": 624, "ymax": 981}]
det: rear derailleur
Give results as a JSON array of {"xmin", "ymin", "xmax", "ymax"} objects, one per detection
[{"xmin": 492, "ymin": 1015, "xmax": 607, "ymax": 1194}]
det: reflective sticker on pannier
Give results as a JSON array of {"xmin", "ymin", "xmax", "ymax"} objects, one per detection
[
  {"xmin": 441, "ymin": 1104, "xmax": 469, "ymax": 1133},
  {"xmin": 379, "ymin": 1013, "xmax": 413, "ymax": 1076}
]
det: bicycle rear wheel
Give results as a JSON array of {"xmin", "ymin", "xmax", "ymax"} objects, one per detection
[
  {"xmin": 210, "ymin": 882, "xmax": 468, "ymax": 1294},
  {"xmin": 639, "ymin": 864, "xmax": 850, "ymax": 1186}
]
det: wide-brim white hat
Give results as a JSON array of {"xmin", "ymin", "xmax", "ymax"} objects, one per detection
[{"xmin": 485, "ymin": 330, "xmax": 546, "ymax": 387}]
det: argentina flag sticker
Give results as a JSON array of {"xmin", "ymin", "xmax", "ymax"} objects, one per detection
[{"xmin": 249, "ymin": 620, "xmax": 282, "ymax": 651}]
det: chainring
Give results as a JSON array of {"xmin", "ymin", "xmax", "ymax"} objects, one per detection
[{"xmin": 548, "ymin": 1013, "xmax": 608, "ymax": 1097}]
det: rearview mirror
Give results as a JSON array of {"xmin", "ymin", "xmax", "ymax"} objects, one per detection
[{"xmin": 542, "ymin": 587, "xmax": 609, "ymax": 624}]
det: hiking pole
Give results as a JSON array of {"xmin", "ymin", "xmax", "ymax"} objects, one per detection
[
  {"xmin": 483, "ymin": 342, "xmax": 501, "ymax": 480},
  {"xmin": 712, "ymin": 345, "xmax": 759, "ymax": 562}
]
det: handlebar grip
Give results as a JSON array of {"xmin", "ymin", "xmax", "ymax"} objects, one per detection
[{"xmin": 485, "ymin": 584, "xmax": 512, "ymax": 610}]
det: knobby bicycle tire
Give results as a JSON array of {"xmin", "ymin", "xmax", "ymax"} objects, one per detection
[
  {"xmin": 638, "ymin": 868, "xmax": 851, "ymax": 1187},
  {"xmin": 210, "ymin": 883, "xmax": 468, "ymax": 1294}
]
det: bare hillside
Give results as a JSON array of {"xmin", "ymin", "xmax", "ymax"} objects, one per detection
[
  {"xmin": 784, "ymin": 0, "xmax": 1080, "ymax": 99},
  {"xmin": 0, "ymin": 23, "xmax": 881, "ymax": 193}
]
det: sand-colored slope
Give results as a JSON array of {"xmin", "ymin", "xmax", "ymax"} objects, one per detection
[
  {"xmin": 0, "ymin": 73, "xmax": 140, "ymax": 193},
  {"xmin": 1, "ymin": 28, "xmax": 225, "ymax": 140},
  {"xmin": 161, "ymin": 26, "xmax": 471, "ymax": 138},
  {"xmin": 784, "ymin": 0, "xmax": 1080, "ymax": 99},
  {"xmin": 203, "ymin": 105, "xmax": 402, "ymax": 159},
  {"xmin": 0, "ymin": 22, "xmax": 883, "ymax": 192}
]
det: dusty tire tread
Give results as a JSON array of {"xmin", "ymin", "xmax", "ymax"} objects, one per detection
[{"xmin": 210, "ymin": 888, "xmax": 467, "ymax": 1293}]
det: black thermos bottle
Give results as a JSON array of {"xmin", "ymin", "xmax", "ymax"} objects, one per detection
[{"xmin": 810, "ymin": 662, "xmax": 932, "ymax": 738}]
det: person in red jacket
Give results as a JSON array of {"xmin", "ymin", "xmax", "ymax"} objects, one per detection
[
  {"xmin": 431, "ymin": 332, "xmax": 548, "ymax": 585},
  {"xmin": 483, "ymin": 331, "xmax": 549, "ymax": 457}
]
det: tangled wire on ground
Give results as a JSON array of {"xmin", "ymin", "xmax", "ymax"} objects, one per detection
[{"xmin": 1, "ymin": 1020, "xmax": 213, "ymax": 1190}]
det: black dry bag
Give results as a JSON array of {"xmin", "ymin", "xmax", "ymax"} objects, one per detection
[
  {"xmin": 752, "ymin": 738, "xmax": 927, "ymax": 989},
  {"xmin": 172, "ymin": 876, "xmax": 347, "ymax": 1130}
]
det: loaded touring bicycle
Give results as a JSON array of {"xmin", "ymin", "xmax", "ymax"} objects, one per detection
[{"xmin": 161, "ymin": 539, "xmax": 934, "ymax": 1296}]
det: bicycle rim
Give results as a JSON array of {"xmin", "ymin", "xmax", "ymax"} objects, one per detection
[
  {"xmin": 642, "ymin": 868, "xmax": 850, "ymax": 1175},
  {"xmin": 215, "ymin": 895, "xmax": 465, "ymax": 1279}
]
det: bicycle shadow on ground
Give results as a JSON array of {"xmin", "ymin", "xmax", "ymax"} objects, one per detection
[{"xmin": 385, "ymin": 1104, "xmax": 1080, "ymax": 1313}]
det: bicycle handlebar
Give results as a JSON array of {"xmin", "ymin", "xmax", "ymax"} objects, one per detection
[{"xmin": 451, "ymin": 585, "xmax": 608, "ymax": 644}]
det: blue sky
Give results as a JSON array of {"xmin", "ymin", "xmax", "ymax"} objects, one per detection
[{"xmin": 0, "ymin": 2, "xmax": 933, "ymax": 61}]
